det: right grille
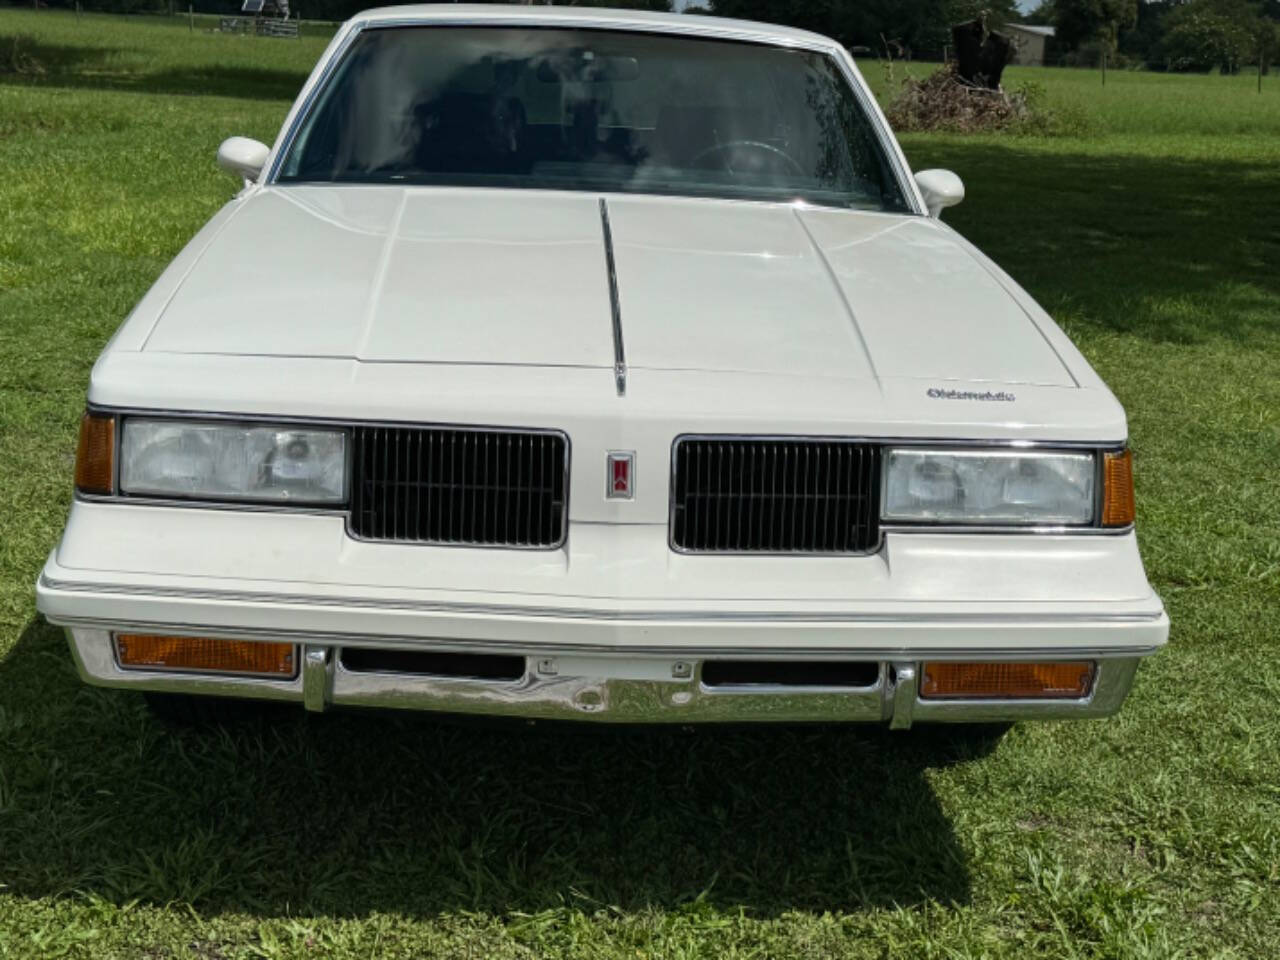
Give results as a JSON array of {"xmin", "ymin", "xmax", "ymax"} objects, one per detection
[
  {"xmin": 349, "ymin": 426, "xmax": 568, "ymax": 548},
  {"xmin": 671, "ymin": 438, "xmax": 880, "ymax": 553}
]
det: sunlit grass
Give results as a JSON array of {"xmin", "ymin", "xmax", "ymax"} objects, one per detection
[
  {"xmin": 1, "ymin": 9, "xmax": 1278, "ymax": 959},
  {"xmin": 862, "ymin": 56, "xmax": 1280, "ymax": 130}
]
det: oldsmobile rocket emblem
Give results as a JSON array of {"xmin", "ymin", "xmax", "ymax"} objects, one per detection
[{"xmin": 606, "ymin": 451, "xmax": 634, "ymax": 500}]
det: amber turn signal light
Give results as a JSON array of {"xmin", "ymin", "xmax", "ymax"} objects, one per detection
[
  {"xmin": 920, "ymin": 661, "xmax": 1095, "ymax": 700},
  {"xmin": 1101, "ymin": 448, "xmax": 1135, "ymax": 527},
  {"xmin": 115, "ymin": 634, "xmax": 298, "ymax": 678},
  {"xmin": 74, "ymin": 411, "xmax": 115, "ymax": 495}
]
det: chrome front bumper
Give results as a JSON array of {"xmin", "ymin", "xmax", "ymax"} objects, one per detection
[{"xmin": 61, "ymin": 626, "xmax": 1149, "ymax": 728}]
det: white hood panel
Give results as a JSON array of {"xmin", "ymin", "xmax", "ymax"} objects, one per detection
[
  {"xmin": 605, "ymin": 197, "xmax": 877, "ymax": 381},
  {"xmin": 142, "ymin": 187, "xmax": 1073, "ymax": 389},
  {"xmin": 605, "ymin": 197, "xmax": 1072, "ymax": 387},
  {"xmin": 145, "ymin": 187, "xmax": 617, "ymax": 368},
  {"xmin": 797, "ymin": 208, "xmax": 1075, "ymax": 387},
  {"xmin": 361, "ymin": 191, "xmax": 616, "ymax": 366}
]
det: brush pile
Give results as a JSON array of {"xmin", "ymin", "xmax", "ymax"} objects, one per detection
[{"xmin": 884, "ymin": 63, "xmax": 1033, "ymax": 133}]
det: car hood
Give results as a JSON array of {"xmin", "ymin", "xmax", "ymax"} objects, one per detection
[{"xmin": 140, "ymin": 186, "xmax": 1075, "ymax": 388}]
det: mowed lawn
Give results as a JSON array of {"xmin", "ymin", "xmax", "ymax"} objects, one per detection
[{"xmin": 1, "ymin": 10, "xmax": 1278, "ymax": 958}]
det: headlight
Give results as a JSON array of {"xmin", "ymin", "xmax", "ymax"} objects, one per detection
[
  {"xmin": 882, "ymin": 448, "xmax": 1095, "ymax": 525},
  {"xmin": 120, "ymin": 419, "xmax": 347, "ymax": 504}
]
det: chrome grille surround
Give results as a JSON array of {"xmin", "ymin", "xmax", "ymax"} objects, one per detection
[
  {"xmin": 670, "ymin": 435, "xmax": 881, "ymax": 555},
  {"xmin": 349, "ymin": 425, "xmax": 569, "ymax": 549}
]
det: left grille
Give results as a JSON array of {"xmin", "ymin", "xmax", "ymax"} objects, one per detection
[{"xmin": 349, "ymin": 426, "xmax": 568, "ymax": 548}]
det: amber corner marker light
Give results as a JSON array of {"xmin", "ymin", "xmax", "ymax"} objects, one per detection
[
  {"xmin": 920, "ymin": 661, "xmax": 1096, "ymax": 700},
  {"xmin": 74, "ymin": 410, "xmax": 115, "ymax": 495},
  {"xmin": 1102, "ymin": 448, "xmax": 1136, "ymax": 527},
  {"xmin": 115, "ymin": 635, "xmax": 298, "ymax": 678}
]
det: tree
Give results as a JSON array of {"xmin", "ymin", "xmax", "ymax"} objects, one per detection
[
  {"xmin": 1023, "ymin": 0, "xmax": 1057, "ymax": 27},
  {"xmin": 708, "ymin": 0, "xmax": 844, "ymax": 41},
  {"xmin": 1053, "ymin": 0, "xmax": 1139, "ymax": 51},
  {"xmin": 710, "ymin": 0, "xmax": 1020, "ymax": 55},
  {"xmin": 558, "ymin": 0, "xmax": 673, "ymax": 9},
  {"xmin": 1118, "ymin": 0, "xmax": 1180, "ymax": 65},
  {"xmin": 1250, "ymin": 8, "xmax": 1278, "ymax": 73},
  {"xmin": 710, "ymin": 0, "xmax": 953, "ymax": 55},
  {"xmin": 1161, "ymin": 0, "xmax": 1269, "ymax": 72},
  {"xmin": 943, "ymin": 0, "xmax": 1022, "ymax": 33},
  {"xmin": 25, "ymin": 0, "xmax": 675, "ymax": 17}
]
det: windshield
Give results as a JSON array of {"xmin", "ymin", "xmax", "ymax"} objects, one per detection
[{"xmin": 278, "ymin": 26, "xmax": 912, "ymax": 213}]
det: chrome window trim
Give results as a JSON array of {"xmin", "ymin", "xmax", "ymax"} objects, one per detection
[
  {"xmin": 265, "ymin": 19, "xmax": 924, "ymax": 217},
  {"xmin": 266, "ymin": 21, "xmax": 364, "ymax": 183},
  {"xmin": 668, "ymin": 433, "xmax": 1132, "ymax": 556},
  {"xmin": 82, "ymin": 404, "xmax": 572, "ymax": 552}
]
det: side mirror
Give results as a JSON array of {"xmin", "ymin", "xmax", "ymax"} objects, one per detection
[
  {"xmin": 914, "ymin": 169, "xmax": 964, "ymax": 218},
  {"xmin": 216, "ymin": 136, "xmax": 271, "ymax": 182}
]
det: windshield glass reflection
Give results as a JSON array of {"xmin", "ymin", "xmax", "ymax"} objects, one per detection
[{"xmin": 279, "ymin": 27, "xmax": 910, "ymax": 213}]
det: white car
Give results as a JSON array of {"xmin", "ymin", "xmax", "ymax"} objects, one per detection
[{"xmin": 36, "ymin": 5, "xmax": 1167, "ymax": 727}]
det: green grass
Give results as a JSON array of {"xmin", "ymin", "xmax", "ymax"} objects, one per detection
[{"xmin": 2, "ymin": 9, "xmax": 1279, "ymax": 958}]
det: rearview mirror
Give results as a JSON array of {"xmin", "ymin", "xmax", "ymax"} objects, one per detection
[
  {"xmin": 535, "ymin": 54, "xmax": 640, "ymax": 83},
  {"xmin": 914, "ymin": 169, "xmax": 964, "ymax": 218},
  {"xmin": 217, "ymin": 136, "xmax": 270, "ymax": 182}
]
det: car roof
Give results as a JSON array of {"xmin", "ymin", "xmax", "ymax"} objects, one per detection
[{"xmin": 350, "ymin": 4, "xmax": 840, "ymax": 51}]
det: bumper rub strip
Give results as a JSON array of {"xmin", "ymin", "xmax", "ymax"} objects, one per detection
[{"xmin": 38, "ymin": 574, "xmax": 1167, "ymax": 626}]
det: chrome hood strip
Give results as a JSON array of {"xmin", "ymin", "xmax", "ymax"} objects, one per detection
[{"xmin": 600, "ymin": 197, "xmax": 627, "ymax": 396}]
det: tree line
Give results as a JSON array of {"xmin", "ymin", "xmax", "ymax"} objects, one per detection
[
  {"xmin": 701, "ymin": 0, "xmax": 1024, "ymax": 55},
  {"xmin": 705, "ymin": 0, "xmax": 1277, "ymax": 72},
  {"xmin": 1023, "ymin": 0, "xmax": 1278, "ymax": 72},
  {"xmin": 3, "ymin": 0, "xmax": 1022, "ymax": 54},
  {"xmin": 9, "ymin": 0, "xmax": 1277, "ymax": 73},
  {"xmin": 7, "ymin": 0, "xmax": 673, "ymax": 20}
]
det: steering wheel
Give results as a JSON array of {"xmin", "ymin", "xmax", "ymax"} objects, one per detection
[{"xmin": 689, "ymin": 140, "xmax": 804, "ymax": 176}]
